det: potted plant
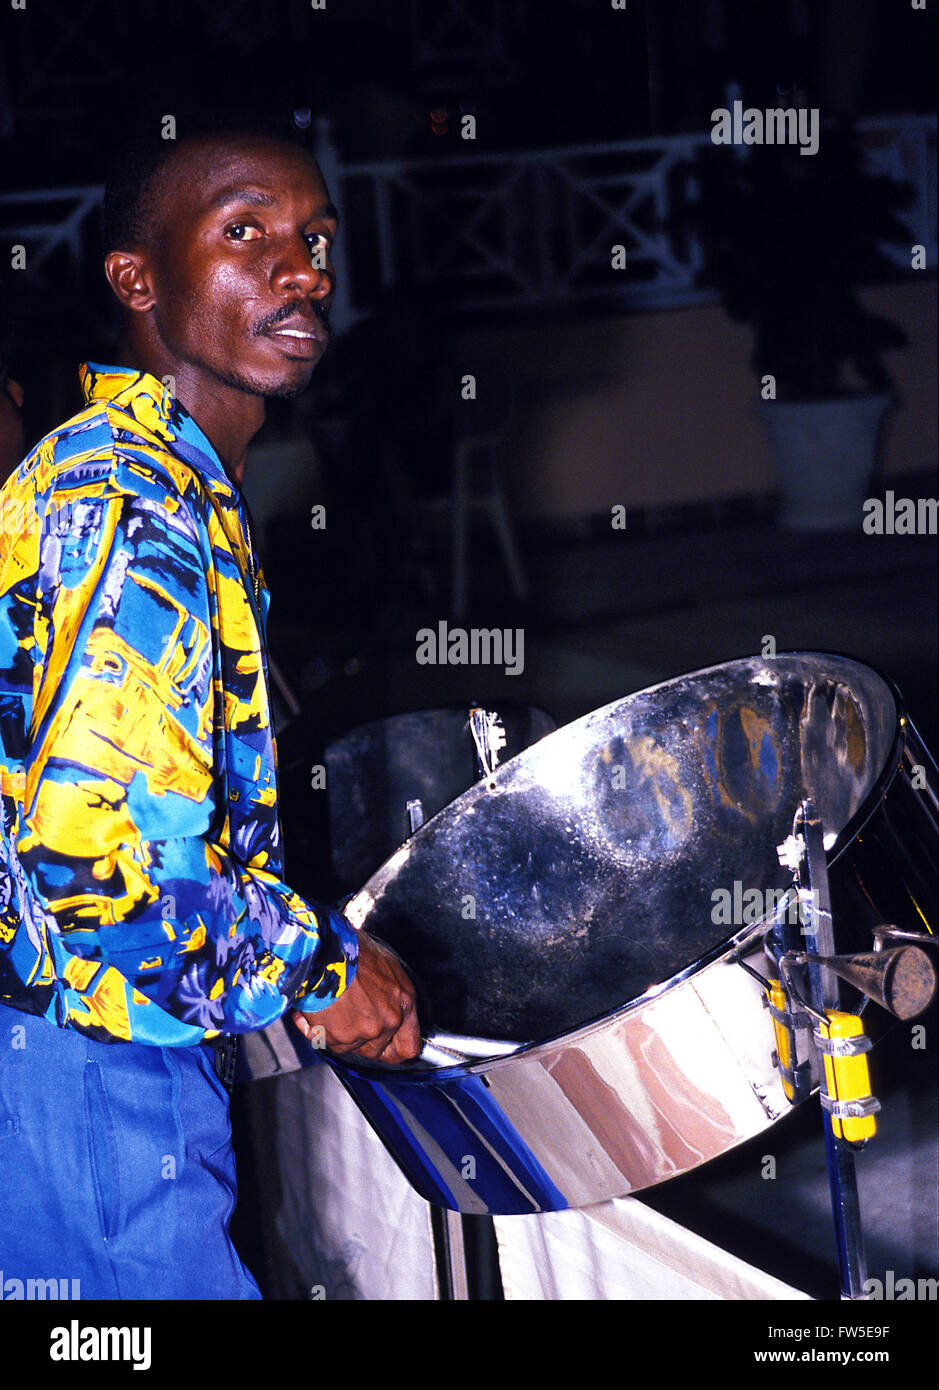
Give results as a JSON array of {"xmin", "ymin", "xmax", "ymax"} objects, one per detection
[{"xmin": 673, "ymin": 120, "xmax": 912, "ymax": 528}]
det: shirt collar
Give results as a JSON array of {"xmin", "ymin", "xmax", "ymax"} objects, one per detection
[{"xmin": 80, "ymin": 362, "xmax": 237, "ymax": 495}]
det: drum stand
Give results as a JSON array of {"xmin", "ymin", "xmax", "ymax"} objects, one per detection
[
  {"xmin": 430, "ymin": 1207, "xmax": 470, "ymax": 1301},
  {"xmin": 765, "ymin": 798, "xmax": 936, "ymax": 1300},
  {"xmin": 419, "ymin": 705, "xmax": 511, "ymax": 1301}
]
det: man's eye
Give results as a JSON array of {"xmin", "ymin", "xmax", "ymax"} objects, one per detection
[
  {"xmin": 305, "ymin": 232, "xmax": 330, "ymax": 254},
  {"xmin": 226, "ymin": 224, "xmax": 263, "ymax": 242}
]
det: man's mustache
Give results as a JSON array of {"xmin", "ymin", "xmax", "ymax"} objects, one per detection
[{"xmin": 252, "ymin": 300, "xmax": 331, "ymax": 336}]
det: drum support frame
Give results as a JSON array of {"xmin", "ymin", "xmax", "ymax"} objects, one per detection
[{"xmin": 430, "ymin": 1207, "xmax": 470, "ymax": 1300}]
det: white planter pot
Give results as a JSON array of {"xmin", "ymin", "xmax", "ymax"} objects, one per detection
[{"xmin": 758, "ymin": 393, "xmax": 892, "ymax": 530}]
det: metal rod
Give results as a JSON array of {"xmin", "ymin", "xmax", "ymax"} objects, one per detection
[
  {"xmin": 429, "ymin": 1205, "xmax": 470, "ymax": 1301},
  {"xmin": 823, "ymin": 1123, "xmax": 868, "ymax": 1301},
  {"xmin": 798, "ymin": 799, "xmax": 870, "ymax": 1300}
]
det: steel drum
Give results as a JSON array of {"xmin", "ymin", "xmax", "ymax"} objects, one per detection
[
  {"xmin": 326, "ymin": 654, "xmax": 937, "ymax": 1215},
  {"xmin": 325, "ymin": 704, "xmax": 555, "ymax": 889}
]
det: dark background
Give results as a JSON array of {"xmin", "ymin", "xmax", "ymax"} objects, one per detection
[
  {"xmin": 1, "ymin": 4, "xmax": 934, "ymax": 733},
  {"xmin": 1, "ymin": 0, "xmax": 936, "ymax": 1305}
]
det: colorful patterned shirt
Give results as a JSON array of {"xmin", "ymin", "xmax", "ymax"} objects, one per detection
[{"xmin": 0, "ymin": 363, "xmax": 358, "ymax": 1046}]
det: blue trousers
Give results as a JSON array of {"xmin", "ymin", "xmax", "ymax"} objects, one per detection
[{"xmin": 0, "ymin": 1003, "xmax": 261, "ymax": 1299}]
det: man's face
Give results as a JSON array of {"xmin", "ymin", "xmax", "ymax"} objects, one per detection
[{"xmin": 141, "ymin": 136, "xmax": 338, "ymax": 399}]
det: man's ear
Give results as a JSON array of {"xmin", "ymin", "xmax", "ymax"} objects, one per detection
[{"xmin": 104, "ymin": 250, "xmax": 157, "ymax": 313}]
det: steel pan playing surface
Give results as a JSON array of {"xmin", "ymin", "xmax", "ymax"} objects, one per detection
[{"xmin": 345, "ymin": 653, "xmax": 897, "ymax": 1043}]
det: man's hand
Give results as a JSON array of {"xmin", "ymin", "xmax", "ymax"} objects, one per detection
[{"xmin": 292, "ymin": 930, "xmax": 422, "ymax": 1064}]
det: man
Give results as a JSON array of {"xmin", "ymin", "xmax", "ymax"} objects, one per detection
[{"xmin": 0, "ymin": 122, "xmax": 421, "ymax": 1299}]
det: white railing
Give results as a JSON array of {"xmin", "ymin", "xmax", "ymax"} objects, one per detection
[
  {"xmin": 1, "ymin": 115, "xmax": 934, "ymax": 327},
  {"xmin": 316, "ymin": 114, "xmax": 936, "ymax": 328},
  {"xmin": 316, "ymin": 129, "xmax": 711, "ymax": 327}
]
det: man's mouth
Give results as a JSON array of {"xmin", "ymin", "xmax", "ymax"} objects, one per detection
[{"xmin": 258, "ymin": 308, "xmax": 329, "ymax": 360}]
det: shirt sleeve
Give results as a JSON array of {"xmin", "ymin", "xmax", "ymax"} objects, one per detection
[{"xmin": 12, "ymin": 462, "xmax": 358, "ymax": 1046}]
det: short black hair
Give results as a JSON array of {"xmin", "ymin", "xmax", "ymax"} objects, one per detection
[{"xmin": 101, "ymin": 107, "xmax": 308, "ymax": 252}]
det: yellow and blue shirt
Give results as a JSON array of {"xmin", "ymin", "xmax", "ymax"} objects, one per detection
[{"xmin": 0, "ymin": 363, "xmax": 357, "ymax": 1045}]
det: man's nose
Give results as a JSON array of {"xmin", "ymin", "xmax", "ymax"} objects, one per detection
[{"xmin": 271, "ymin": 242, "xmax": 333, "ymax": 299}]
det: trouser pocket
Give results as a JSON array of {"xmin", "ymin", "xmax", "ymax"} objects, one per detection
[{"xmin": 83, "ymin": 1059, "xmax": 121, "ymax": 1242}]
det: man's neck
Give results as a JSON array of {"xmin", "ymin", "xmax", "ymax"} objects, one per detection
[{"xmin": 116, "ymin": 340, "xmax": 263, "ymax": 489}]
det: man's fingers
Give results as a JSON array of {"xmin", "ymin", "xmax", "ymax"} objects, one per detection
[
  {"xmin": 295, "ymin": 1006, "xmax": 419, "ymax": 1062},
  {"xmin": 293, "ymin": 929, "xmax": 422, "ymax": 1064},
  {"xmin": 351, "ymin": 1004, "xmax": 421, "ymax": 1063},
  {"xmin": 328, "ymin": 1005, "xmax": 422, "ymax": 1065},
  {"xmin": 390, "ymin": 1002, "xmax": 423, "ymax": 1061}
]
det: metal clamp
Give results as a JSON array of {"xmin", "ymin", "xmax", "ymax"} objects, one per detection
[
  {"xmin": 819, "ymin": 1093, "xmax": 881, "ymax": 1121},
  {"xmin": 772, "ymin": 1055, "xmax": 804, "ymax": 1090},
  {"xmin": 766, "ymin": 995, "xmax": 812, "ymax": 1030},
  {"xmin": 813, "ymin": 1030, "xmax": 872, "ymax": 1058}
]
